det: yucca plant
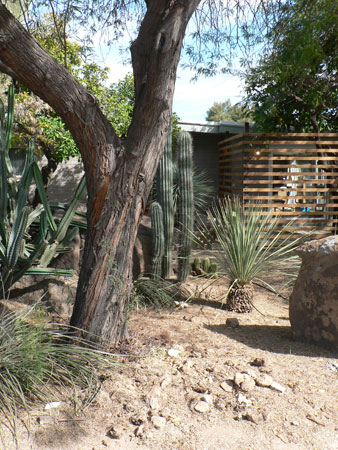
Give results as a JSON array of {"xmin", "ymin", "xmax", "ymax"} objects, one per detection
[
  {"xmin": 0, "ymin": 84, "xmax": 86, "ymax": 295},
  {"xmin": 197, "ymin": 197, "xmax": 303, "ymax": 312},
  {"xmin": 0, "ymin": 305, "xmax": 116, "ymax": 432}
]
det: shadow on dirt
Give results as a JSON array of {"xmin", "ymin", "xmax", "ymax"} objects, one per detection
[{"xmin": 206, "ymin": 323, "xmax": 338, "ymax": 358}]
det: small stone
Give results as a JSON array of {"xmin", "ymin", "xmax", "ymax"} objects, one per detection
[
  {"xmin": 240, "ymin": 378, "xmax": 256, "ymax": 392},
  {"xmin": 151, "ymin": 415, "xmax": 166, "ymax": 429},
  {"xmin": 106, "ymin": 426, "xmax": 122, "ymax": 439},
  {"xmin": 270, "ymin": 381, "xmax": 285, "ymax": 393},
  {"xmin": 250, "ymin": 358, "xmax": 265, "ymax": 367},
  {"xmin": 44, "ymin": 401, "xmax": 62, "ymax": 410},
  {"xmin": 233, "ymin": 372, "xmax": 245, "ymax": 387},
  {"xmin": 243, "ymin": 410, "xmax": 260, "ymax": 424},
  {"xmin": 291, "ymin": 420, "xmax": 299, "ymax": 426},
  {"xmin": 194, "ymin": 401, "xmax": 210, "ymax": 413},
  {"xmin": 256, "ymin": 374, "xmax": 273, "ymax": 388},
  {"xmin": 226, "ymin": 318, "xmax": 239, "ymax": 328},
  {"xmin": 149, "ymin": 396, "xmax": 160, "ymax": 410},
  {"xmin": 220, "ymin": 380, "xmax": 233, "ymax": 392},
  {"xmin": 168, "ymin": 348, "xmax": 181, "ymax": 357},
  {"xmin": 202, "ymin": 394, "xmax": 213, "ymax": 404}
]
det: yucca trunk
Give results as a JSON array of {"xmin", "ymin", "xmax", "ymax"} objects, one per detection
[{"xmin": 226, "ymin": 282, "xmax": 253, "ymax": 313}]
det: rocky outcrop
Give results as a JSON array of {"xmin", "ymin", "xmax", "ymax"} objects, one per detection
[{"xmin": 289, "ymin": 236, "xmax": 338, "ymax": 348}]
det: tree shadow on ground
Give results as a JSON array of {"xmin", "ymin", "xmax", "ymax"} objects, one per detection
[{"xmin": 205, "ymin": 323, "xmax": 338, "ymax": 358}]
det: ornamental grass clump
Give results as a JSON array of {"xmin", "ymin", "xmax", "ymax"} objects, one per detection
[
  {"xmin": 198, "ymin": 197, "xmax": 303, "ymax": 312},
  {"xmin": 0, "ymin": 305, "xmax": 116, "ymax": 430}
]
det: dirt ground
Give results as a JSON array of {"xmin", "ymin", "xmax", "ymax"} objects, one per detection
[{"xmin": 3, "ymin": 276, "xmax": 338, "ymax": 450}]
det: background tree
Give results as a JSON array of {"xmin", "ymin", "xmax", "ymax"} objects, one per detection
[
  {"xmin": 244, "ymin": 0, "xmax": 338, "ymax": 133},
  {"xmin": 205, "ymin": 99, "xmax": 253, "ymax": 122},
  {"xmin": 0, "ymin": 0, "xmax": 283, "ymax": 344}
]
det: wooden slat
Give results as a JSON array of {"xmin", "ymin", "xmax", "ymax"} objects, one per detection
[
  {"xmin": 243, "ymin": 187, "xmax": 338, "ymax": 192},
  {"xmin": 243, "ymin": 171, "xmax": 338, "ymax": 177}
]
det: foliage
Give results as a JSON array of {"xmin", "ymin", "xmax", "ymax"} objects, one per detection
[
  {"xmin": 206, "ymin": 100, "xmax": 253, "ymax": 123},
  {"xmin": 0, "ymin": 86, "xmax": 86, "ymax": 295},
  {"xmin": 244, "ymin": 0, "xmax": 338, "ymax": 132},
  {"xmin": 0, "ymin": 306, "xmax": 116, "ymax": 426},
  {"xmin": 196, "ymin": 197, "xmax": 303, "ymax": 310},
  {"xmin": 131, "ymin": 279, "xmax": 176, "ymax": 311}
]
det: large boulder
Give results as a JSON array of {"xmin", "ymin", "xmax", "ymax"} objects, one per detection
[{"xmin": 289, "ymin": 236, "xmax": 338, "ymax": 348}]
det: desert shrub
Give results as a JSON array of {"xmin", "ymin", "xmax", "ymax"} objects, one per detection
[
  {"xmin": 196, "ymin": 197, "xmax": 303, "ymax": 312},
  {"xmin": 0, "ymin": 305, "xmax": 116, "ymax": 426},
  {"xmin": 131, "ymin": 279, "xmax": 178, "ymax": 311}
]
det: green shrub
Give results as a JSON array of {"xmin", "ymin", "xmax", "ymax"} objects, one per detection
[{"xmin": 0, "ymin": 305, "xmax": 116, "ymax": 427}]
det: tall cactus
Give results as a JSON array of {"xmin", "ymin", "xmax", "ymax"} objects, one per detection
[
  {"xmin": 156, "ymin": 126, "xmax": 174, "ymax": 278},
  {"xmin": 177, "ymin": 131, "xmax": 194, "ymax": 281},
  {"xmin": 150, "ymin": 202, "xmax": 164, "ymax": 280}
]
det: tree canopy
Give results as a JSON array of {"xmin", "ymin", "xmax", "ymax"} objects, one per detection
[
  {"xmin": 205, "ymin": 100, "xmax": 253, "ymax": 123},
  {"xmin": 244, "ymin": 0, "xmax": 338, "ymax": 133}
]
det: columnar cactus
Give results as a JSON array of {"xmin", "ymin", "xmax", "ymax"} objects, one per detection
[
  {"xmin": 177, "ymin": 131, "xmax": 194, "ymax": 281},
  {"xmin": 150, "ymin": 202, "xmax": 164, "ymax": 280},
  {"xmin": 156, "ymin": 126, "xmax": 174, "ymax": 278}
]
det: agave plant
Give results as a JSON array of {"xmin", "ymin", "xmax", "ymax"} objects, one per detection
[
  {"xmin": 197, "ymin": 197, "xmax": 303, "ymax": 312},
  {"xmin": 0, "ymin": 84, "xmax": 86, "ymax": 295}
]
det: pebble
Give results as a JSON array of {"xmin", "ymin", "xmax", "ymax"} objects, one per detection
[
  {"xmin": 220, "ymin": 380, "xmax": 233, "ymax": 392},
  {"xmin": 151, "ymin": 415, "xmax": 166, "ymax": 429},
  {"xmin": 194, "ymin": 401, "xmax": 210, "ymax": 413},
  {"xmin": 270, "ymin": 381, "xmax": 286, "ymax": 393},
  {"xmin": 256, "ymin": 373, "xmax": 273, "ymax": 388},
  {"xmin": 202, "ymin": 394, "xmax": 213, "ymax": 404},
  {"xmin": 240, "ymin": 378, "xmax": 256, "ymax": 392},
  {"xmin": 226, "ymin": 318, "xmax": 239, "ymax": 328},
  {"xmin": 168, "ymin": 348, "xmax": 181, "ymax": 357}
]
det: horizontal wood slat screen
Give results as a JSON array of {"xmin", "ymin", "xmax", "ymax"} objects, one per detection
[{"xmin": 219, "ymin": 133, "xmax": 338, "ymax": 238}]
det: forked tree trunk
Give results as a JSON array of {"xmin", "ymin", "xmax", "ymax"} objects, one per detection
[{"xmin": 0, "ymin": 1, "xmax": 200, "ymax": 343}]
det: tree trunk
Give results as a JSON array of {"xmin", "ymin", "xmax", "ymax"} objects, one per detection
[{"xmin": 0, "ymin": 1, "xmax": 200, "ymax": 343}]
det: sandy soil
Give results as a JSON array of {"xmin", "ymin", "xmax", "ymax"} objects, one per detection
[{"xmin": 3, "ymin": 277, "xmax": 338, "ymax": 450}]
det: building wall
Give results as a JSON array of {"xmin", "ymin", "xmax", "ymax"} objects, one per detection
[{"xmin": 190, "ymin": 131, "xmax": 221, "ymax": 193}]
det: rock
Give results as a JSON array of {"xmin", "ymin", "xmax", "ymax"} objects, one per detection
[
  {"xmin": 233, "ymin": 372, "xmax": 255, "ymax": 391},
  {"xmin": 202, "ymin": 394, "xmax": 213, "ymax": 404},
  {"xmin": 220, "ymin": 380, "xmax": 233, "ymax": 392},
  {"xmin": 107, "ymin": 425, "xmax": 122, "ymax": 439},
  {"xmin": 226, "ymin": 318, "xmax": 239, "ymax": 328},
  {"xmin": 151, "ymin": 415, "xmax": 166, "ymax": 429},
  {"xmin": 250, "ymin": 358, "xmax": 265, "ymax": 367},
  {"xmin": 289, "ymin": 236, "xmax": 338, "ymax": 348},
  {"xmin": 233, "ymin": 372, "xmax": 245, "ymax": 387},
  {"xmin": 194, "ymin": 401, "xmax": 210, "ymax": 413},
  {"xmin": 240, "ymin": 378, "xmax": 256, "ymax": 392},
  {"xmin": 270, "ymin": 381, "xmax": 285, "ymax": 393},
  {"xmin": 45, "ymin": 401, "xmax": 62, "ymax": 410},
  {"xmin": 168, "ymin": 348, "xmax": 181, "ymax": 357},
  {"xmin": 256, "ymin": 374, "xmax": 273, "ymax": 388}
]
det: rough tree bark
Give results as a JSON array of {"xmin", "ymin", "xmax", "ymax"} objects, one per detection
[{"xmin": 0, "ymin": 1, "xmax": 201, "ymax": 343}]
